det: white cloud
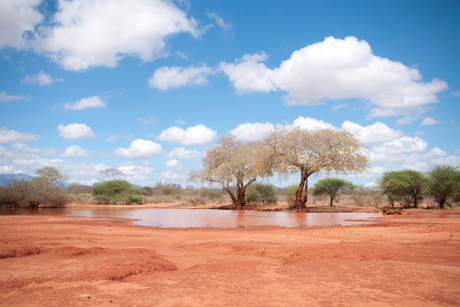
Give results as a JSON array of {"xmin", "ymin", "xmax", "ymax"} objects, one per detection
[
  {"xmin": 106, "ymin": 134, "xmax": 133, "ymax": 142},
  {"xmin": 118, "ymin": 164, "xmax": 154, "ymax": 177},
  {"xmin": 230, "ymin": 122, "xmax": 275, "ymax": 141},
  {"xmin": 0, "ymin": 91, "xmax": 26, "ymax": 102},
  {"xmin": 165, "ymin": 159, "xmax": 181, "ymax": 168},
  {"xmin": 11, "ymin": 143, "xmax": 59, "ymax": 157},
  {"xmin": 371, "ymin": 136, "xmax": 428, "ymax": 155},
  {"xmin": 114, "ymin": 139, "xmax": 162, "ymax": 159},
  {"xmin": 220, "ymin": 36, "xmax": 448, "ymax": 123},
  {"xmin": 62, "ymin": 145, "xmax": 92, "ymax": 157},
  {"xmin": 206, "ymin": 12, "xmax": 232, "ymax": 32},
  {"xmin": 220, "ymin": 52, "xmax": 277, "ymax": 94},
  {"xmin": 58, "ymin": 123, "xmax": 96, "ymax": 140},
  {"xmin": 167, "ymin": 147, "xmax": 202, "ymax": 159},
  {"xmin": 31, "ymin": 0, "xmax": 201, "ymax": 71},
  {"xmin": 0, "ymin": 0, "xmax": 43, "ymax": 49},
  {"xmin": 341, "ymin": 121, "xmax": 404, "ymax": 146},
  {"xmin": 161, "ymin": 170, "xmax": 181, "ymax": 180},
  {"xmin": 291, "ymin": 117, "xmax": 335, "ymax": 131},
  {"xmin": 149, "ymin": 65, "xmax": 214, "ymax": 90},
  {"xmin": 21, "ymin": 70, "xmax": 63, "ymax": 86},
  {"xmin": 138, "ymin": 117, "xmax": 157, "ymax": 125},
  {"xmin": 0, "ymin": 127, "xmax": 41, "ymax": 143},
  {"xmin": 332, "ymin": 103, "xmax": 348, "ymax": 111},
  {"xmin": 420, "ymin": 117, "xmax": 442, "ymax": 126},
  {"xmin": 157, "ymin": 124, "xmax": 217, "ymax": 145},
  {"xmin": 64, "ymin": 96, "xmax": 106, "ymax": 110}
]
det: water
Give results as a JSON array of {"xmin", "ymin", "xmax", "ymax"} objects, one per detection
[{"xmin": 0, "ymin": 207, "xmax": 383, "ymax": 228}]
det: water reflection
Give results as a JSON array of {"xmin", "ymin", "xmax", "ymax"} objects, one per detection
[{"xmin": 0, "ymin": 207, "xmax": 384, "ymax": 228}]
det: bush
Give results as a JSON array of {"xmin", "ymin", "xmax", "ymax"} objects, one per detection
[
  {"xmin": 351, "ymin": 187, "xmax": 384, "ymax": 208},
  {"xmin": 246, "ymin": 183, "xmax": 278, "ymax": 205},
  {"xmin": 199, "ymin": 188, "xmax": 225, "ymax": 203},
  {"xmin": 283, "ymin": 184, "xmax": 299, "ymax": 205},
  {"xmin": 144, "ymin": 182, "xmax": 185, "ymax": 198},
  {"xmin": 91, "ymin": 180, "xmax": 143, "ymax": 205},
  {"xmin": 0, "ymin": 179, "xmax": 70, "ymax": 208},
  {"xmin": 66, "ymin": 184, "xmax": 92, "ymax": 194}
]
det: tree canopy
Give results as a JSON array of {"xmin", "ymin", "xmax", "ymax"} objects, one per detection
[
  {"xmin": 311, "ymin": 178, "xmax": 356, "ymax": 207},
  {"xmin": 426, "ymin": 165, "xmax": 460, "ymax": 209},
  {"xmin": 266, "ymin": 127, "xmax": 368, "ymax": 210},
  {"xmin": 188, "ymin": 134, "xmax": 272, "ymax": 207},
  {"xmin": 34, "ymin": 167, "xmax": 68, "ymax": 186},
  {"xmin": 378, "ymin": 170, "xmax": 425, "ymax": 208}
]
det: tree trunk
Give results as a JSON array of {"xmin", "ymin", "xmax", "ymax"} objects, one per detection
[{"xmin": 293, "ymin": 170, "xmax": 309, "ymax": 210}]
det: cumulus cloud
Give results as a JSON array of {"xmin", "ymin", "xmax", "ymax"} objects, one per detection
[
  {"xmin": 421, "ymin": 117, "xmax": 442, "ymax": 126},
  {"xmin": 167, "ymin": 147, "xmax": 202, "ymax": 159},
  {"xmin": 161, "ymin": 170, "xmax": 181, "ymax": 180},
  {"xmin": 0, "ymin": 0, "xmax": 43, "ymax": 49},
  {"xmin": 57, "ymin": 123, "xmax": 96, "ymax": 140},
  {"xmin": 30, "ymin": 0, "xmax": 202, "ymax": 71},
  {"xmin": 62, "ymin": 145, "xmax": 92, "ymax": 157},
  {"xmin": 291, "ymin": 117, "xmax": 336, "ymax": 131},
  {"xmin": 64, "ymin": 96, "xmax": 106, "ymax": 110},
  {"xmin": 157, "ymin": 124, "xmax": 217, "ymax": 146},
  {"xmin": 138, "ymin": 117, "xmax": 157, "ymax": 125},
  {"xmin": 230, "ymin": 122, "xmax": 275, "ymax": 141},
  {"xmin": 0, "ymin": 91, "xmax": 26, "ymax": 102},
  {"xmin": 21, "ymin": 71, "xmax": 63, "ymax": 86},
  {"xmin": 149, "ymin": 65, "xmax": 214, "ymax": 90},
  {"xmin": 165, "ymin": 159, "xmax": 181, "ymax": 168},
  {"xmin": 0, "ymin": 127, "xmax": 41, "ymax": 143},
  {"xmin": 220, "ymin": 52, "xmax": 277, "ymax": 94},
  {"xmin": 371, "ymin": 136, "xmax": 428, "ymax": 155},
  {"xmin": 114, "ymin": 139, "xmax": 162, "ymax": 159},
  {"xmin": 106, "ymin": 134, "xmax": 133, "ymax": 142},
  {"xmin": 11, "ymin": 143, "xmax": 59, "ymax": 157},
  {"xmin": 220, "ymin": 36, "xmax": 448, "ymax": 123},
  {"xmin": 341, "ymin": 121, "xmax": 404, "ymax": 146}
]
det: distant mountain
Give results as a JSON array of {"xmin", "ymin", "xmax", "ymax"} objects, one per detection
[
  {"xmin": 0, "ymin": 173, "xmax": 35, "ymax": 186},
  {"xmin": 0, "ymin": 173, "xmax": 79, "ymax": 189}
]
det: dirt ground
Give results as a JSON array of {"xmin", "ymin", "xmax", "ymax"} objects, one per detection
[{"xmin": 1, "ymin": 209, "xmax": 459, "ymax": 306}]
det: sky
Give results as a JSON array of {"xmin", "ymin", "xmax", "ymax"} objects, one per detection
[{"xmin": 0, "ymin": 0, "xmax": 459, "ymax": 188}]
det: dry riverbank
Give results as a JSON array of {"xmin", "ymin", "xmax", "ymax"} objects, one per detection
[{"xmin": 1, "ymin": 210, "xmax": 459, "ymax": 306}]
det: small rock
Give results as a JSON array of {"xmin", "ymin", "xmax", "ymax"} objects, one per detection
[{"xmin": 79, "ymin": 294, "xmax": 91, "ymax": 299}]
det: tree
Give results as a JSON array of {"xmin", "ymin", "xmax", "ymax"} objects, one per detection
[
  {"xmin": 311, "ymin": 178, "xmax": 356, "ymax": 207},
  {"xmin": 91, "ymin": 180, "xmax": 142, "ymax": 204},
  {"xmin": 100, "ymin": 168, "xmax": 124, "ymax": 181},
  {"xmin": 426, "ymin": 165, "xmax": 460, "ymax": 209},
  {"xmin": 378, "ymin": 170, "xmax": 425, "ymax": 208},
  {"xmin": 35, "ymin": 167, "xmax": 69, "ymax": 186},
  {"xmin": 188, "ymin": 134, "xmax": 272, "ymax": 208},
  {"xmin": 266, "ymin": 127, "xmax": 368, "ymax": 210}
]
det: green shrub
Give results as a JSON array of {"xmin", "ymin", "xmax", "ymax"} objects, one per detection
[
  {"xmin": 246, "ymin": 183, "xmax": 278, "ymax": 205},
  {"xmin": 284, "ymin": 184, "xmax": 299, "ymax": 205},
  {"xmin": 91, "ymin": 180, "xmax": 143, "ymax": 205},
  {"xmin": 245, "ymin": 189, "xmax": 261, "ymax": 203},
  {"xmin": 199, "ymin": 188, "xmax": 225, "ymax": 203}
]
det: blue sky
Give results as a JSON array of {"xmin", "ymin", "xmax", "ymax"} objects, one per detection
[{"xmin": 1, "ymin": 0, "xmax": 459, "ymax": 187}]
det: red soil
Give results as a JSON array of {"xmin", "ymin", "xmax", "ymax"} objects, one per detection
[{"xmin": 1, "ymin": 210, "xmax": 459, "ymax": 306}]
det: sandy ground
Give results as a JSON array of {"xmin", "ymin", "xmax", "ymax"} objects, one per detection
[{"xmin": 1, "ymin": 209, "xmax": 459, "ymax": 306}]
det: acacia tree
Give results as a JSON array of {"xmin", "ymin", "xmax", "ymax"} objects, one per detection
[
  {"xmin": 35, "ymin": 166, "xmax": 68, "ymax": 186},
  {"xmin": 378, "ymin": 170, "xmax": 425, "ymax": 208},
  {"xmin": 188, "ymin": 134, "xmax": 272, "ymax": 208},
  {"xmin": 426, "ymin": 165, "xmax": 460, "ymax": 209},
  {"xmin": 266, "ymin": 127, "xmax": 368, "ymax": 210},
  {"xmin": 311, "ymin": 178, "xmax": 356, "ymax": 207},
  {"xmin": 100, "ymin": 168, "xmax": 124, "ymax": 181}
]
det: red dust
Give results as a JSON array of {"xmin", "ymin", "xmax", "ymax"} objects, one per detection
[{"xmin": 0, "ymin": 210, "xmax": 459, "ymax": 306}]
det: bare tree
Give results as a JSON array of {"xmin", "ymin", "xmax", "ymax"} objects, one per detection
[
  {"xmin": 188, "ymin": 134, "xmax": 272, "ymax": 208},
  {"xmin": 100, "ymin": 168, "xmax": 124, "ymax": 181},
  {"xmin": 266, "ymin": 127, "xmax": 368, "ymax": 210},
  {"xmin": 35, "ymin": 167, "xmax": 69, "ymax": 186}
]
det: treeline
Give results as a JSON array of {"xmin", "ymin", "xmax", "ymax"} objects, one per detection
[{"xmin": 1, "ymin": 164, "xmax": 459, "ymax": 209}]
